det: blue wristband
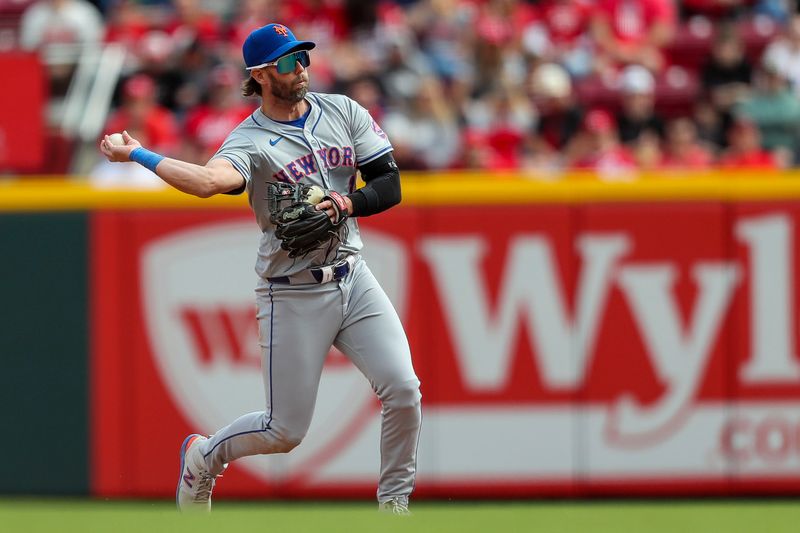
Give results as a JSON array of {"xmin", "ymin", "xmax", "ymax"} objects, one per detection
[{"xmin": 129, "ymin": 147, "xmax": 165, "ymax": 173}]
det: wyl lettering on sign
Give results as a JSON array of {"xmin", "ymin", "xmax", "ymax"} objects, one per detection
[{"xmin": 179, "ymin": 214, "xmax": 800, "ymax": 446}]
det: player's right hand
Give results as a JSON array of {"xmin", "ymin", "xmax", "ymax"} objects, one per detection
[{"xmin": 99, "ymin": 130, "xmax": 142, "ymax": 163}]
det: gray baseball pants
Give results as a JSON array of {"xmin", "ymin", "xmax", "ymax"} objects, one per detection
[{"xmin": 196, "ymin": 257, "xmax": 422, "ymax": 503}]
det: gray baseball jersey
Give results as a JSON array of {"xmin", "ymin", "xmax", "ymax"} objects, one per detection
[
  {"xmin": 192, "ymin": 92, "xmax": 422, "ymax": 506},
  {"xmin": 213, "ymin": 92, "xmax": 393, "ymax": 278}
]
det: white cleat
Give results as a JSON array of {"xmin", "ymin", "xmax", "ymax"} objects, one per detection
[
  {"xmin": 176, "ymin": 434, "xmax": 216, "ymax": 512},
  {"xmin": 379, "ymin": 497, "xmax": 411, "ymax": 516}
]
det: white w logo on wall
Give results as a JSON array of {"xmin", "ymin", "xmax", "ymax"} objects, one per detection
[{"xmin": 141, "ymin": 221, "xmax": 409, "ymax": 486}]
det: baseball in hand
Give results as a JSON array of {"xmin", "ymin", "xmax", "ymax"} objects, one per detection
[
  {"xmin": 107, "ymin": 132, "xmax": 125, "ymax": 146},
  {"xmin": 305, "ymin": 185, "xmax": 325, "ymax": 205}
]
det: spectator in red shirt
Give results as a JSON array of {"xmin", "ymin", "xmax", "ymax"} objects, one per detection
[
  {"xmin": 469, "ymin": 86, "xmax": 536, "ymax": 171},
  {"xmin": 183, "ymin": 65, "xmax": 253, "ymax": 164},
  {"xmin": 476, "ymin": 0, "xmax": 538, "ymax": 43},
  {"xmin": 103, "ymin": 0, "xmax": 150, "ymax": 49},
  {"xmin": 718, "ymin": 116, "xmax": 779, "ymax": 169},
  {"xmin": 283, "ymin": 0, "xmax": 350, "ymax": 41},
  {"xmin": 571, "ymin": 108, "xmax": 638, "ymax": 179},
  {"xmin": 660, "ymin": 117, "xmax": 715, "ymax": 169},
  {"xmin": 591, "ymin": 0, "xmax": 677, "ymax": 74},
  {"xmin": 163, "ymin": 0, "xmax": 223, "ymax": 48},
  {"xmin": 522, "ymin": 0, "xmax": 595, "ymax": 78},
  {"xmin": 633, "ymin": 129, "xmax": 663, "ymax": 170},
  {"xmin": 105, "ymin": 74, "xmax": 179, "ymax": 156},
  {"xmin": 529, "ymin": 0, "xmax": 594, "ymax": 48}
]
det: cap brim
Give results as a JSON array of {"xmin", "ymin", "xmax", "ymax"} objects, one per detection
[{"xmin": 246, "ymin": 41, "xmax": 316, "ymax": 70}]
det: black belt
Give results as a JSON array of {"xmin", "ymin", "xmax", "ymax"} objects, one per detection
[{"xmin": 268, "ymin": 255, "xmax": 357, "ymax": 285}]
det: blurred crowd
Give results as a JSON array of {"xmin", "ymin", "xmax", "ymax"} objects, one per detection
[{"xmin": 8, "ymin": 0, "xmax": 800, "ymax": 177}]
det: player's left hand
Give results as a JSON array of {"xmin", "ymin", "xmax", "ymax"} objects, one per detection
[
  {"xmin": 99, "ymin": 130, "xmax": 142, "ymax": 163},
  {"xmin": 268, "ymin": 183, "xmax": 351, "ymax": 258},
  {"xmin": 315, "ymin": 194, "xmax": 353, "ymax": 223}
]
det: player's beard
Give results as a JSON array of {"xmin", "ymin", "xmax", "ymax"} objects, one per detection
[{"xmin": 268, "ymin": 71, "xmax": 308, "ymax": 103}]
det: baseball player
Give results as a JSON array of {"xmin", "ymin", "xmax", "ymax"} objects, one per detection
[{"xmin": 100, "ymin": 23, "xmax": 422, "ymax": 515}]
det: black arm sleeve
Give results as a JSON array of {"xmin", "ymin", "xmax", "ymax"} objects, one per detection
[
  {"xmin": 346, "ymin": 152, "xmax": 401, "ymax": 217},
  {"xmin": 223, "ymin": 177, "xmax": 246, "ymax": 196}
]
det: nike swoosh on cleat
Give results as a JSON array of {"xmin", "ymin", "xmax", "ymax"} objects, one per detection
[
  {"xmin": 183, "ymin": 469, "xmax": 195, "ymax": 488},
  {"xmin": 269, "ymin": 137, "xmax": 283, "ymax": 146}
]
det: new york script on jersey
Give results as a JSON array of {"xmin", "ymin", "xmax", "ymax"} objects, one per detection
[{"xmin": 272, "ymin": 145, "xmax": 355, "ymax": 183}]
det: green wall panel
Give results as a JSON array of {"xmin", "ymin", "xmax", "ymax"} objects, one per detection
[{"xmin": 0, "ymin": 213, "xmax": 88, "ymax": 494}]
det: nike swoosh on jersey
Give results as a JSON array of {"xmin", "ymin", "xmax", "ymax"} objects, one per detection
[{"xmin": 269, "ymin": 137, "xmax": 283, "ymax": 146}]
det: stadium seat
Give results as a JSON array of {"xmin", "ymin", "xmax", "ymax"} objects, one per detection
[
  {"xmin": 574, "ymin": 67, "xmax": 700, "ymax": 118},
  {"xmin": 665, "ymin": 16, "xmax": 715, "ymax": 70},
  {"xmin": 738, "ymin": 14, "xmax": 780, "ymax": 61}
]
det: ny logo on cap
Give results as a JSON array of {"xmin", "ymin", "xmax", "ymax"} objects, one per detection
[{"xmin": 274, "ymin": 25, "xmax": 289, "ymax": 36}]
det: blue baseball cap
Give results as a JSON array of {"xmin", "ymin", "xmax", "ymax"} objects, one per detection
[{"xmin": 243, "ymin": 23, "xmax": 316, "ymax": 70}]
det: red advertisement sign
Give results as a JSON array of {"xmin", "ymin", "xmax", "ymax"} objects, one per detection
[{"xmin": 90, "ymin": 201, "xmax": 800, "ymax": 498}]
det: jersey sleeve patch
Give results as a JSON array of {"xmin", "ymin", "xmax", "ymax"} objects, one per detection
[
  {"xmin": 340, "ymin": 95, "xmax": 392, "ymax": 165},
  {"xmin": 371, "ymin": 119, "xmax": 387, "ymax": 139}
]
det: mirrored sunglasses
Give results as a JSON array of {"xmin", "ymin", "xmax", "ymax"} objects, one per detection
[{"xmin": 265, "ymin": 50, "xmax": 311, "ymax": 74}]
